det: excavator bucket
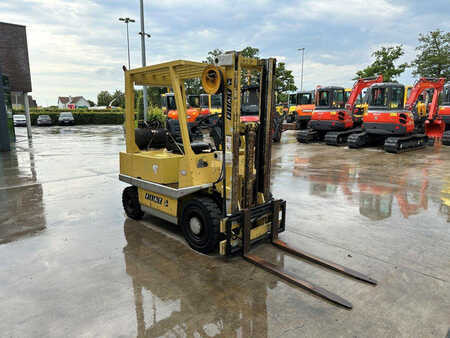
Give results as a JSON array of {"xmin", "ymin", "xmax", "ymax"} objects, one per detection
[{"xmin": 425, "ymin": 119, "xmax": 445, "ymax": 139}]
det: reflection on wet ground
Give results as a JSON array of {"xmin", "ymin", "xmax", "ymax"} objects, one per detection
[{"xmin": 1, "ymin": 126, "xmax": 449, "ymax": 337}]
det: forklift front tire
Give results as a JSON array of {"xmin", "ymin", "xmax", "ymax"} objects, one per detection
[
  {"xmin": 122, "ymin": 186, "xmax": 144, "ymax": 220},
  {"xmin": 180, "ymin": 197, "xmax": 221, "ymax": 254}
]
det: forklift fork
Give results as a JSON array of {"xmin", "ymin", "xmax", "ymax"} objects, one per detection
[{"xmin": 241, "ymin": 200, "xmax": 377, "ymax": 309}]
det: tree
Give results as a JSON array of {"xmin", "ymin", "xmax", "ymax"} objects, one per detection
[
  {"xmin": 205, "ymin": 48, "xmax": 223, "ymax": 64},
  {"xmin": 146, "ymin": 86, "xmax": 167, "ymax": 107},
  {"xmin": 275, "ymin": 62, "xmax": 297, "ymax": 102},
  {"xmin": 87, "ymin": 99, "xmax": 95, "ymax": 107},
  {"xmin": 184, "ymin": 78, "xmax": 202, "ymax": 95},
  {"xmin": 204, "ymin": 47, "xmax": 296, "ymax": 101},
  {"xmin": 111, "ymin": 89, "xmax": 125, "ymax": 108},
  {"xmin": 97, "ymin": 90, "xmax": 112, "ymax": 106},
  {"xmin": 136, "ymin": 89, "xmax": 144, "ymax": 119},
  {"xmin": 411, "ymin": 29, "xmax": 449, "ymax": 79},
  {"xmin": 355, "ymin": 45, "xmax": 408, "ymax": 82}
]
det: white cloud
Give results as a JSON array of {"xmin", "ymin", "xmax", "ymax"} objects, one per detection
[
  {"xmin": 1, "ymin": 0, "xmax": 447, "ymax": 105},
  {"xmin": 278, "ymin": 0, "xmax": 405, "ymax": 22},
  {"xmin": 286, "ymin": 60, "xmax": 364, "ymax": 90}
]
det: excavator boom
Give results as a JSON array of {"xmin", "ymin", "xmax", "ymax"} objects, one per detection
[
  {"xmin": 407, "ymin": 78, "xmax": 446, "ymax": 139},
  {"xmin": 346, "ymin": 75, "xmax": 383, "ymax": 113}
]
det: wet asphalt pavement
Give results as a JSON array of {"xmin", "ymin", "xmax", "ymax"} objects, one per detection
[{"xmin": 1, "ymin": 125, "xmax": 449, "ymax": 337}]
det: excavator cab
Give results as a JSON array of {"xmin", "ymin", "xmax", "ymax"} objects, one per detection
[
  {"xmin": 363, "ymin": 83, "xmax": 409, "ymax": 136},
  {"xmin": 439, "ymin": 84, "xmax": 450, "ymax": 145},
  {"xmin": 308, "ymin": 86, "xmax": 349, "ymax": 131},
  {"xmin": 286, "ymin": 92, "xmax": 298, "ymax": 122},
  {"xmin": 164, "ymin": 93, "xmax": 201, "ymax": 123},
  {"xmin": 199, "ymin": 93, "xmax": 210, "ymax": 116},
  {"xmin": 294, "ymin": 91, "xmax": 315, "ymax": 128}
]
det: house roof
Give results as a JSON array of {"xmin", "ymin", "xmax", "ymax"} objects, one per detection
[
  {"xmin": 58, "ymin": 96, "xmax": 86, "ymax": 104},
  {"xmin": 71, "ymin": 96, "xmax": 84, "ymax": 104},
  {"xmin": 58, "ymin": 96, "xmax": 69, "ymax": 104}
]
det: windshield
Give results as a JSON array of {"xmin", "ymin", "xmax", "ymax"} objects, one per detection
[
  {"xmin": 168, "ymin": 96, "xmax": 176, "ymax": 110},
  {"xmin": 317, "ymin": 89, "xmax": 345, "ymax": 108},
  {"xmin": 242, "ymin": 88, "xmax": 259, "ymax": 106},
  {"xmin": 297, "ymin": 93, "xmax": 312, "ymax": 105},
  {"xmin": 390, "ymin": 87, "xmax": 404, "ymax": 109},
  {"xmin": 187, "ymin": 95, "xmax": 200, "ymax": 108},
  {"xmin": 406, "ymin": 87, "xmax": 412, "ymax": 101},
  {"xmin": 344, "ymin": 90, "xmax": 351, "ymax": 103},
  {"xmin": 39, "ymin": 115, "xmax": 50, "ymax": 119},
  {"xmin": 14, "ymin": 115, "xmax": 25, "ymax": 119},
  {"xmin": 369, "ymin": 87, "xmax": 388, "ymax": 107},
  {"xmin": 443, "ymin": 86, "xmax": 450, "ymax": 105},
  {"xmin": 288, "ymin": 94, "xmax": 297, "ymax": 105},
  {"xmin": 60, "ymin": 113, "xmax": 73, "ymax": 117},
  {"xmin": 211, "ymin": 94, "xmax": 221, "ymax": 107},
  {"xmin": 333, "ymin": 89, "xmax": 345, "ymax": 108},
  {"xmin": 317, "ymin": 91, "xmax": 330, "ymax": 107},
  {"xmin": 200, "ymin": 95, "xmax": 209, "ymax": 108}
]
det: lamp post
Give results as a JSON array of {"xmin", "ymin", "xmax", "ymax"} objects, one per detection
[
  {"xmin": 119, "ymin": 17, "xmax": 135, "ymax": 69},
  {"xmin": 298, "ymin": 48, "xmax": 305, "ymax": 91},
  {"xmin": 138, "ymin": 0, "xmax": 151, "ymax": 121}
]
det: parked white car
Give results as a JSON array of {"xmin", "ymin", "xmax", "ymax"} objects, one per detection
[{"xmin": 13, "ymin": 114, "xmax": 27, "ymax": 127}]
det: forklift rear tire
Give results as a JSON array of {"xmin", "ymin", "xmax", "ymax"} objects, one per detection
[
  {"xmin": 122, "ymin": 186, "xmax": 144, "ymax": 220},
  {"xmin": 180, "ymin": 197, "xmax": 221, "ymax": 254}
]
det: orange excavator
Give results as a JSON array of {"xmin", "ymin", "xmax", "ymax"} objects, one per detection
[
  {"xmin": 161, "ymin": 93, "xmax": 201, "ymax": 123},
  {"xmin": 348, "ymin": 77, "xmax": 446, "ymax": 153},
  {"xmin": 297, "ymin": 75, "xmax": 383, "ymax": 145},
  {"xmin": 437, "ymin": 83, "xmax": 450, "ymax": 145}
]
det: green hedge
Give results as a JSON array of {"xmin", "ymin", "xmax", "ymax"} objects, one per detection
[
  {"xmin": 13, "ymin": 111, "xmax": 126, "ymax": 125},
  {"xmin": 13, "ymin": 108, "xmax": 164, "ymax": 126},
  {"xmin": 13, "ymin": 107, "xmax": 124, "ymax": 113}
]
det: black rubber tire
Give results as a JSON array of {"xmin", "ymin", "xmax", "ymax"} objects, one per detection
[
  {"xmin": 180, "ymin": 197, "xmax": 221, "ymax": 254},
  {"xmin": 122, "ymin": 186, "xmax": 144, "ymax": 220}
]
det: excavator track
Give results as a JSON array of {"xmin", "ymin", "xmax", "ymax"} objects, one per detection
[
  {"xmin": 443, "ymin": 131, "xmax": 450, "ymax": 146},
  {"xmin": 296, "ymin": 129, "xmax": 322, "ymax": 143},
  {"xmin": 324, "ymin": 128, "xmax": 363, "ymax": 146},
  {"xmin": 348, "ymin": 131, "xmax": 369, "ymax": 149},
  {"xmin": 384, "ymin": 134, "xmax": 428, "ymax": 153}
]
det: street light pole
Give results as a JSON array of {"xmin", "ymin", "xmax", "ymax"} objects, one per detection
[
  {"xmin": 298, "ymin": 48, "xmax": 305, "ymax": 91},
  {"xmin": 139, "ymin": 0, "xmax": 151, "ymax": 121},
  {"xmin": 119, "ymin": 17, "xmax": 135, "ymax": 70}
]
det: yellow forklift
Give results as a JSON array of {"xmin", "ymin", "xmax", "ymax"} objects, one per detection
[{"xmin": 119, "ymin": 52, "xmax": 376, "ymax": 308}]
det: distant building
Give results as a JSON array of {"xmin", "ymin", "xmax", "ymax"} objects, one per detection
[
  {"xmin": 0, "ymin": 24, "xmax": 35, "ymax": 109},
  {"xmin": 0, "ymin": 22, "xmax": 32, "ymax": 93},
  {"xmin": 11, "ymin": 92, "xmax": 37, "ymax": 109},
  {"xmin": 58, "ymin": 96, "xmax": 90, "ymax": 109}
]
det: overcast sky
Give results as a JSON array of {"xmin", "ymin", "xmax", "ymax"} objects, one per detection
[{"xmin": 1, "ymin": 0, "xmax": 449, "ymax": 106}]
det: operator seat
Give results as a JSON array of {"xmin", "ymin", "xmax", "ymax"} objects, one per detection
[{"xmin": 166, "ymin": 119, "xmax": 210, "ymax": 154}]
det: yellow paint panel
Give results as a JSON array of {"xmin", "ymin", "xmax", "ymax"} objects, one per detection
[
  {"xmin": 250, "ymin": 223, "xmax": 269, "ymax": 240},
  {"xmin": 120, "ymin": 149, "xmax": 182, "ymax": 184},
  {"xmin": 390, "ymin": 113, "xmax": 397, "ymax": 116},
  {"xmin": 138, "ymin": 188, "xmax": 178, "ymax": 216}
]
